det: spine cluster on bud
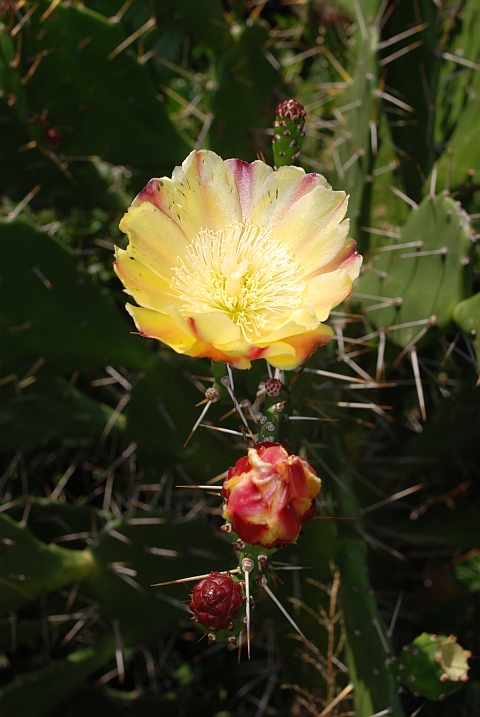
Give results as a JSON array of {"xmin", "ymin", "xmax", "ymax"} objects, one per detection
[{"xmin": 388, "ymin": 633, "xmax": 470, "ymax": 701}]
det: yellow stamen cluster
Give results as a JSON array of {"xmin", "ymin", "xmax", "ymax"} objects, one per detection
[{"xmin": 171, "ymin": 222, "xmax": 306, "ymax": 340}]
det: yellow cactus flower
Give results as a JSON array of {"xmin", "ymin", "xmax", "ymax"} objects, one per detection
[{"xmin": 115, "ymin": 150, "xmax": 362, "ymax": 369}]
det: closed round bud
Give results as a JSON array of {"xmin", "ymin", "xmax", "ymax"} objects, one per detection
[{"xmin": 189, "ymin": 572, "xmax": 243, "ymax": 630}]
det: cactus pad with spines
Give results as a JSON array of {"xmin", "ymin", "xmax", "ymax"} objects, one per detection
[{"xmin": 355, "ymin": 192, "xmax": 474, "ymax": 347}]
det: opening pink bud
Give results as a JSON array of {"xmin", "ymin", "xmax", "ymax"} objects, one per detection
[
  {"xmin": 222, "ymin": 443, "xmax": 321, "ymax": 548},
  {"xmin": 189, "ymin": 572, "xmax": 243, "ymax": 630}
]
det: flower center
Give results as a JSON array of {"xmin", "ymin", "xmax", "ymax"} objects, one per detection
[{"xmin": 171, "ymin": 222, "xmax": 306, "ymax": 340}]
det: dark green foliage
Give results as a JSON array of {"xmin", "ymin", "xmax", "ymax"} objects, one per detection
[
  {"xmin": 0, "ymin": 220, "xmax": 152, "ymax": 371},
  {"xmin": 210, "ymin": 22, "xmax": 284, "ymax": 160},
  {"xmin": 0, "ymin": 375, "xmax": 113, "ymax": 452},
  {"xmin": 0, "ymin": 636, "xmax": 117, "ymax": 717}
]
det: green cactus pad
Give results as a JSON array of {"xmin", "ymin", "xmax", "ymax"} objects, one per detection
[
  {"xmin": 333, "ymin": 0, "xmax": 381, "ymax": 248},
  {"xmin": 337, "ymin": 537, "xmax": 405, "ymax": 717},
  {"xmin": 0, "ymin": 375, "xmax": 115, "ymax": 453},
  {"xmin": 453, "ymin": 292, "xmax": 480, "ymax": 380},
  {"xmin": 0, "ymin": 636, "xmax": 116, "ymax": 717},
  {"xmin": 354, "ymin": 193, "xmax": 473, "ymax": 347},
  {"xmin": 389, "ymin": 632, "xmax": 470, "ymax": 701},
  {"xmin": 0, "ymin": 220, "xmax": 153, "ymax": 372},
  {"xmin": 0, "ymin": 513, "xmax": 94, "ymax": 613}
]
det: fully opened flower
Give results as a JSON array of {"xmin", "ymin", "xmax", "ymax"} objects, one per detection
[
  {"xmin": 222, "ymin": 443, "xmax": 321, "ymax": 548},
  {"xmin": 115, "ymin": 150, "xmax": 362, "ymax": 369},
  {"xmin": 189, "ymin": 572, "xmax": 243, "ymax": 630}
]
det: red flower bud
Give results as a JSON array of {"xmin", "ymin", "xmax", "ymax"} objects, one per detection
[
  {"xmin": 189, "ymin": 572, "xmax": 243, "ymax": 630},
  {"xmin": 222, "ymin": 443, "xmax": 321, "ymax": 548}
]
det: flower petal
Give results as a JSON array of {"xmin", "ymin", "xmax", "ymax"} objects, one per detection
[
  {"xmin": 272, "ymin": 185, "xmax": 349, "ymax": 266},
  {"xmin": 126, "ymin": 304, "xmax": 196, "ymax": 352},
  {"xmin": 258, "ymin": 308, "xmax": 319, "ymax": 344},
  {"xmin": 265, "ymin": 325, "xmax": 334, "ymax": 370},
  {"xmin": 249, "ymin": 166, "xmax": 329, "ymax": 229},
  {"xmin": 225, "ymin": 158, "xmax": 273, "ymax": 221},
  {"xmin": 187, "ymin": 342, "xmax": 252, "ymax": 369},
  {"xmin": 187, "ymin": 312, "xmax": 242, "ymax": 345},
  {"xmin": 307, "ymin": 253, "xmax": 363, "ymax": 320},
  {"xmin": 119, "ymin": 202, "xmax": 188, "ymax": 282},
  {"xmin": 132, "ymin": 151, "xmax": 243, "ymax": 239},
  {"xmin": 169, "ymin": 150, "xmax": 243, "ymax": 236},
  {"xmin": 114, "ymin": 248, "xmax": 171, "ymax": 311}
]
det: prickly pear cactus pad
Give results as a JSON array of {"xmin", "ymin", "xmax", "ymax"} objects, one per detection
[
  {"xmin": 389, "ymin": 633, "xmax": 471, "ymax": 701},
  {"xmin": 355, "ymin": 192, "xmax": 474, "ymax": 347},
  {"xmin": 115, "ymin": 149, "xmax": 362, "ymax": 369}
]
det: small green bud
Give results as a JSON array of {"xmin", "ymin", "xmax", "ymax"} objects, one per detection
[
  {"xmin": 389, "ymin": 633, "xmax": 470, "ymax": 701},
  {"xmin": 272, "ymin": 99, "xmax": 306, "ymax": 168}
]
